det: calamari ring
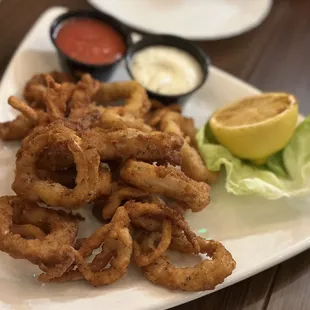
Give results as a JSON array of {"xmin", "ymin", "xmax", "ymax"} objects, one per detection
[
  {"xmin": 75, "ymin": 226, "xmax": 132, "ymax": 287},
  {"xmin": 42, "ymin": 243, "xmax": 114, "ymax": 283},
  {"xmin": 98, "ymin": 107, "xmax": 153, "ymax": 132},
  {"xmin": 120, "ymin": 160, "xmax": 210, "ymax": 212},
  {"xmin": 124, "ymin": 200, "xmax": 199, "ymax": 253},
  {"xmin": 142, "ymin": 239, "xmax": 236, "ymax": 291},
  {"xmin": 0, "ymin": 196, "xmax": 79, "ymax": 266},
  {"xmin": 18, "ymin": 122, "xmax": 74, "ymax": 172},
  {"xmin": 42, "ymin": 207, "xmax": 132, "ymax": 286},
  {"xmin": 12, "ymin": 123, "xmax": 111, "ymax": 208},
  {"xmin": 99, "ymin": 182, "xmax": 148, "ymax": 220},
  {"xmin": 129, "ymin": 196, "xmax": 184, "ymax": 236},
  {"xmin": 38, "ymin": 246, "xmax": 76, "ymax": 282},
  {"xmin": 169, "ymin": 235, "xmax": 216, "ymax": 253},
  {"xmin": 131, "ymin": 216, "xmax": 183, "ymax": 237},
  {"xmin": 133, "ymin": 219, "xmax": 172, "ymax": 267},
  {"xmin": 92, "ymin": 80, "xmax": 151, "ymax": 118},
  {"xmin": 143, "ymin": 232, "xmax": 215, "ymax": 254}
]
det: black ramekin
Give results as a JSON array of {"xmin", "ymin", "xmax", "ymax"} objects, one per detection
[
  {"xmin": 125, "ymin": 34, "xmax": 210, "ymax": 105},
  {"xmin": 50, "ymin": 9, "xmax": 132, "ymax": 81}
]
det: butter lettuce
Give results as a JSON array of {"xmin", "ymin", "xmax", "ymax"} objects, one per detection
[{"xmin": 196, "ymin": 116, "xmax": 310, "ymax": 199}]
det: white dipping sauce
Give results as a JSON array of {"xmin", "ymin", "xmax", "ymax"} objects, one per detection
[{"xmin": 130, "ymin": 46, "xmax": 203, "ymax": 95}]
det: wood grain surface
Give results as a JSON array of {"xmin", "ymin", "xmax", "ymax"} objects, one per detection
[{"xmin": 0, "ymin": 0, "xmax": 309, "ymax": 309}]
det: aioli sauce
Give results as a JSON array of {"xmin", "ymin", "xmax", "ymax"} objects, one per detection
[
  {"xmin": 55, "ymin": 18, "xmax": 126, "ymax": 65},
  {"xmin": 131, "ymin": 46, "xmax": 203, "ymax": 95}
]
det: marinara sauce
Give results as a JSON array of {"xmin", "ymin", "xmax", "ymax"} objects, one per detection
[{"xmin": 55, "ymin": 18, "xmax": 126, "ymax": 65}]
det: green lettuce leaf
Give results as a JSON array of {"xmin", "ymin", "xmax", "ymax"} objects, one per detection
[{"xmin": 196, "ymin": 116, "xmax": 310, "ymax": 199}]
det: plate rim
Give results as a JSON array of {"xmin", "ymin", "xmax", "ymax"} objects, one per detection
[{"xmin": 88, "ymin": 0, "xmax": 273, "ymax": 40}]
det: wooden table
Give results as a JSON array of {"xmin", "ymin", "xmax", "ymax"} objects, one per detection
[{"xmin": 0, "ymin": 0, "xmax": 309, "ymax": 309}]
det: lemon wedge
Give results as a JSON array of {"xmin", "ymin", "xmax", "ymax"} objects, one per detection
[{"xmin": 209, "ymin": 93, "xmax": 299, "ymax": 164}]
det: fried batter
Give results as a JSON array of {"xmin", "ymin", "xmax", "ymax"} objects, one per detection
[
  {"xmin": 92, "ymin": 81, "xmax": 151, "ymax": 117},
  {"xmin": 133, "ymin": 219, "xmax": 172, "ymax": 267},
  {"xmin": 69, "ymin": 74, "xmax": 100, "ymax": 110},
  {"xmin": 0, "ymin": 70, "xmax": 236, "ymax": 291},
  {"xmin": 121, "ymin": 160, "xmax": 211, "ymax": 212},
  {"xmin": 0, "ymin": 196, "xmax": 79, "ymax": 265},
  {"xmin": 0, "ymin": 97, "xmax": 42, "ymax": 140},
  {"xmin": 24, "ymin": 71, "xmax": 75, "ymax": 108},
  {"xmin": 83, "ymin": 128, "xmax": 184, "ymax": 165},
  {"xmin": 11, "ymin": 224, "xmax": 46, "ymax": 240},
  {"xmin": 44, "ymin": 75, "xmax": 74, "ymax": 118},
  {"xmin": 142, "ymin": 240, "xmax": 236, "ymax": 291},
  {"xmin": 13, "ymin": 123, "xmax": 111, "ymax": 208},
  {"xmin": 99, "ymin": 182, "xmax": 148, "ymax": 219},
  {"xmin": 43, "ymin": 207, "xmax": 133, "ymax": 286},
  {"xmin": 161, "ymin": 111, "xmax": 219, "ymax": 183},
  {"xmin": 124, "ymin": 200, "xmax": 199, "ymax": 253},
  {"xmin": 146, "ymin": 104, "xmax": 182, "ymax": 128},
  {"xmin": 69, "ymin": 105, "xmax": 152, "ymax": 132}
]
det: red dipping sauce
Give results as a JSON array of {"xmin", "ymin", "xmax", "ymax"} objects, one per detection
[{"xmin": 55, "ymin": 18, "xmax": 126, "ymax": 65}]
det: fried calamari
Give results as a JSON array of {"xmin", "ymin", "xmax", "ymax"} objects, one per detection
[
  {"xmin": 99, "ymin": 182, "xmax": 148, "ymax": 220},
  {"xmin": 0, "ymin": 71, "xmax": 234, "ymax": 292},
  {"xmin": 160, "ymin": 111, "xmax": 219, "ymax": 183},
  {"xmin": 83, "ymin": 128, "xmax": 184, "ymax": 165},
  {"xmin": 121, "ymin": 160, "xmax": 211, "ymax": 212},
  {"xmin": 0, "ymin": 196, "xmax": 79, "ymax": 265},
  {"xmin": 13, "ymin": 123, "xmax": 111, "ymax": 208},
  {"xmin": 142, "ymin": 240, "xmax": 236, "ymax": 291}
]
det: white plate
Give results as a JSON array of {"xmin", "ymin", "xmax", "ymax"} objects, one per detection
[
  {"xmin": 88, "ymin": 0, "xmax": 273, "ymax": 40},
  {"xmin": 0, "ymin": 6, "xmax": 309, "ymax": 310}
]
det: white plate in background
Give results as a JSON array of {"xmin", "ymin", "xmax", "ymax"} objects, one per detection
[
  {"xmin": 1, "ymin": 6, "xmax": 310, "ymax": 310},
  {"xmin": 88, "ymin": 0, "xmax": 273, "ymax": 40}
]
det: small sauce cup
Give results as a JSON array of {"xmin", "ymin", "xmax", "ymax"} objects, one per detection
[
  {"xmin": 50, "ymin": 9, "xmax": 132, "ymax": 81},
  {"xmin": 125, "ymin": 34, "xmax": 210, "ymax": 105}
]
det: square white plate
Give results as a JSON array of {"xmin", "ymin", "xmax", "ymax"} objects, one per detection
[{"xmin": 0, "ymin": 6, "xmax": 309, "ymax": 310}]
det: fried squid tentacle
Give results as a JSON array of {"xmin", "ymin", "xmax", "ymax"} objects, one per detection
[
  {"xmin": 44, "ymin": 75, "xmax": 74, "ymax": 118},
  {"xmin": 24, "ymin": 71, "xmax": 75, "ymax": 108},
  {"xmin": 0, "ymin": 97, "xmax": 39, "ymax": 140}
]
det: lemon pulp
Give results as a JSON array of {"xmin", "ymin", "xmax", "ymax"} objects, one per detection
[{"xmin": 209, "ymin": 93, "xmax": 298, "ymax": 164}]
